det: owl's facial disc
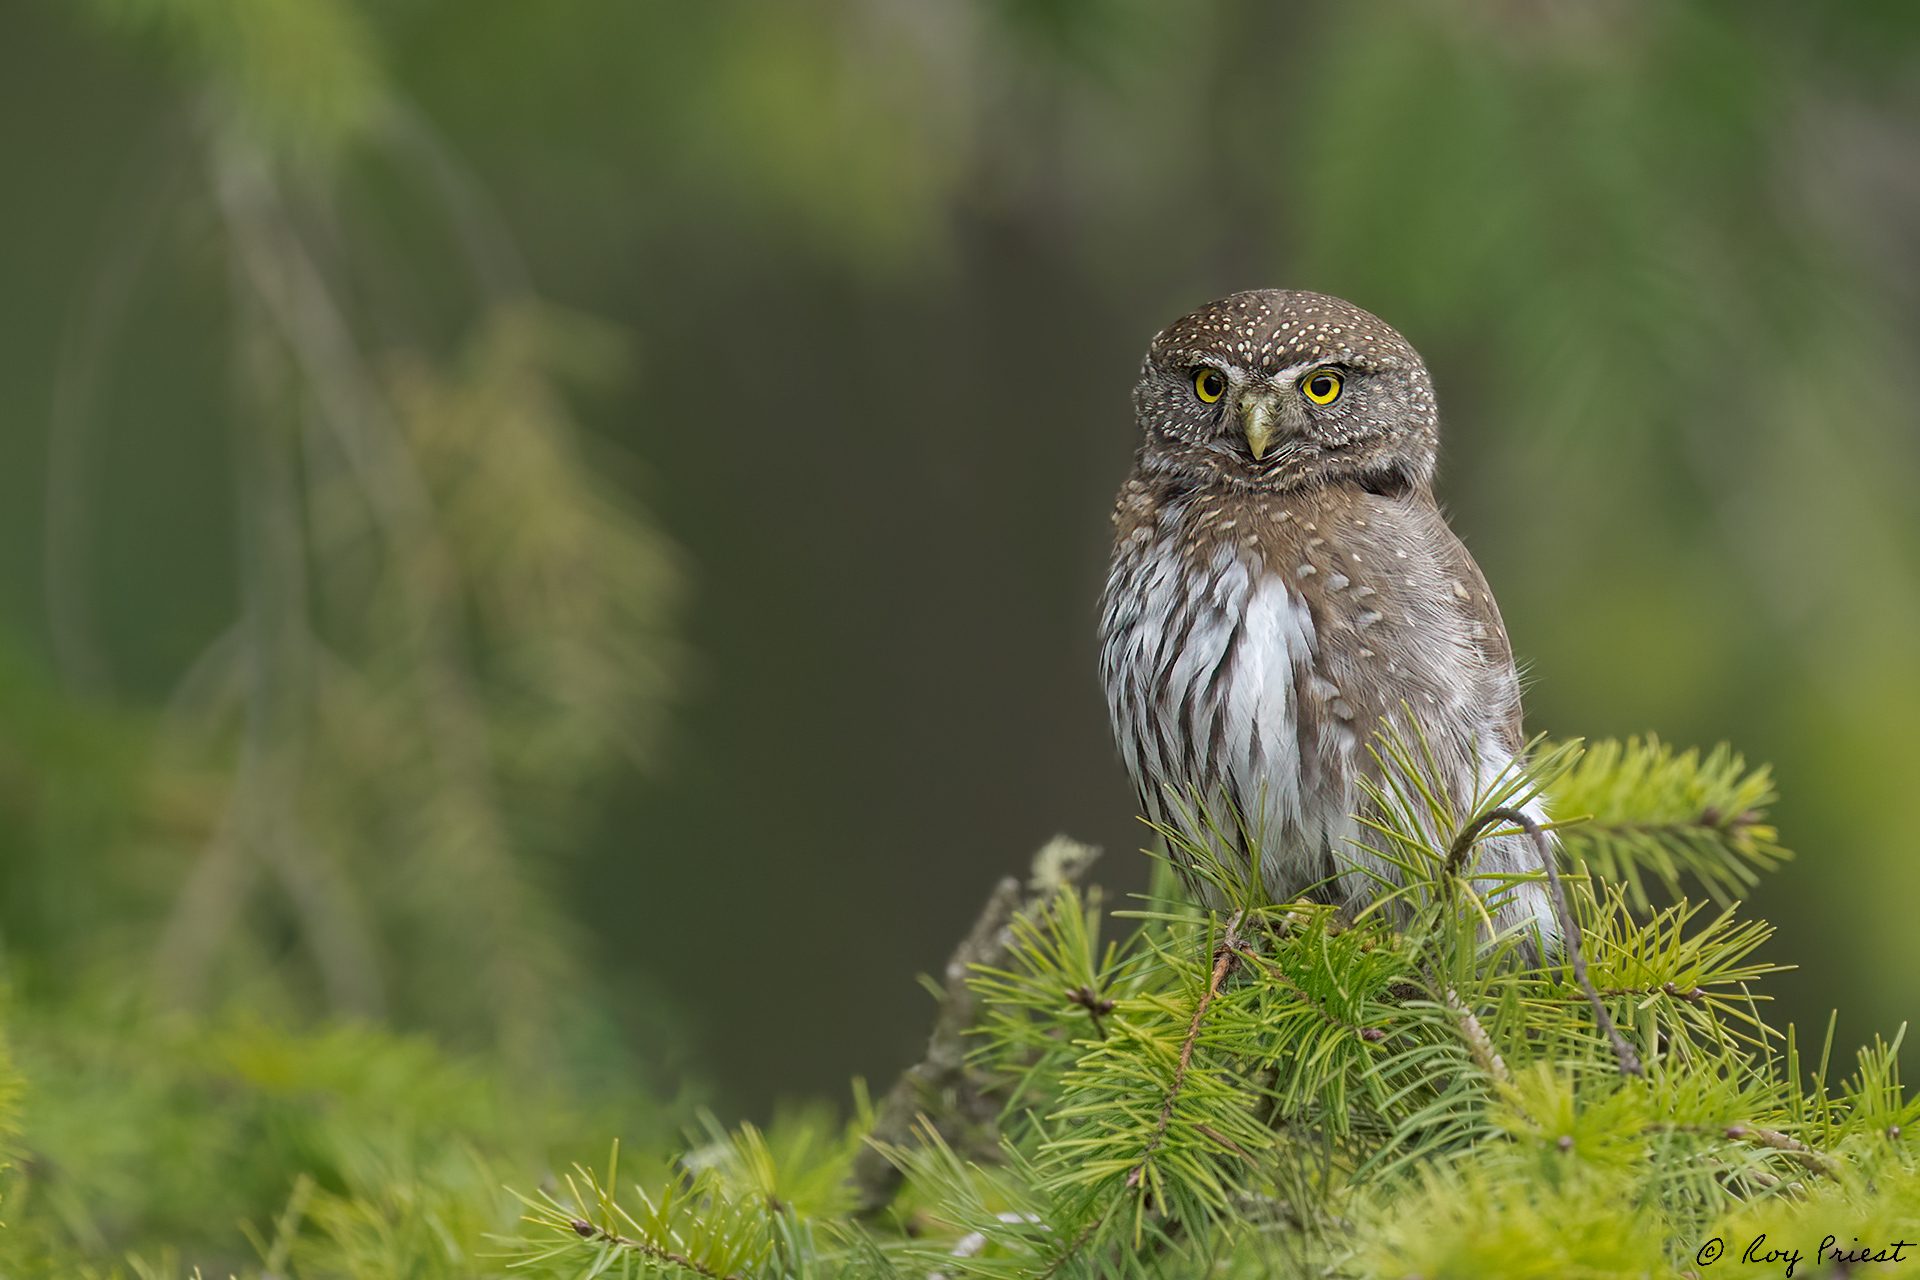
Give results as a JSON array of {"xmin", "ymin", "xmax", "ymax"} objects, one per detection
[{"xmin": 1134, "ymin": 289, "xmax": 1440, "ymax": 492}]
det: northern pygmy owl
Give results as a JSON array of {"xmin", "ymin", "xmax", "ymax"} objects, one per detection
[{"xmin": 1099, "ymin": 289, "xmax": 1552, "ymax": 940}]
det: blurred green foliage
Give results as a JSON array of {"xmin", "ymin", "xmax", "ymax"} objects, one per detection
[
  {"xmin": 78, "ymin": 0, "xmax": 385, "ymax": 155},
  {"xmin": 2, "ymin": 0, "xmax": 1918, "ymax": 1271},
  {"xmin": 0, "ymin": 999, "xmax": 686, "ymax": 1277}
]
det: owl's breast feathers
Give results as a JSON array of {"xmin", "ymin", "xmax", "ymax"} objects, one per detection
[{"xmin": 1100, "ymin": 474, "xmax": 1542, "ymax": 922}]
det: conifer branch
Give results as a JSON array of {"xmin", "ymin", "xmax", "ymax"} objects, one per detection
[
  {"xmin": 852, "ymin": 837, "xmax": 1101, "ymax": 1215},
  {"xmin": 1035, "ymin": 1208, "xmax": 1112, "ymax": 1280},
  {"xmin": 1441, "ymin": 985, "xmax": 1510, "ymax": 1084},
  {"xmin": 1239, "ymin": 948, "xmax": 1387, "ymax": 1043},
  {"xmin": 566, "ymin": 1217, "xmax": 743, "ymax": 1280},
  {"xmin": 499, "ymin": 736, "xmax": 1911, "ymax": 1279},
  {"xmin": 1642, "ymin": 1122, "xmax": 1839, "ymax": 1179},
  {"xmin": 1551, "ymin": 738, "xmax": 1788, "ymax": 907},
  {"xmin": 1450, "ymin": 806, "xmax": 1643, "ymax": 1077},
  {"xmin": 1127, "ymin": 909, "xmax": 1245, "ymax": 1192},
  {"xmin": 1720, "ymin": 1124, "xmax": 1840, "ymax": 1178},
  {"xmin": 1600, "ymin": 982, "xmax": 1708, "ymax": 1004},
  {"xmin": 1065, "ymin": 984, "xmax": 1114, "ymax": 1039}
]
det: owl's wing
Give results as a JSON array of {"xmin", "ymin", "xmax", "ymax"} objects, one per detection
[{"xmin": 1427, "ymin": 517, "xmax": 1525, "ymax": 749}]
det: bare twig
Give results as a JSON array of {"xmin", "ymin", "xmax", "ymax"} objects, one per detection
[{"xmin": 1449, "ymin": 806, "xmax": 1643, "ymax": 1076}]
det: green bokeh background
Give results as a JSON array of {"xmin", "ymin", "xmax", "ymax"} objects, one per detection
[{"xmin": 3, "ymin": 0, "xmax": 1917, "ymax": 1115}]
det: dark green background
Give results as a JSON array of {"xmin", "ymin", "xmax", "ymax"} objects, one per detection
[{"xmin": 4, "ymin": 0, "xmax": 1917, "ymax": 1110}]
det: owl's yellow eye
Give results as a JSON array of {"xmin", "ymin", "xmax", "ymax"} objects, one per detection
[
  {"xmin": 1193, "ymin": 367, "xmax": 1226, "ymax": 404},
  {"xmin": 1302, "ymin": 368, "xmax": 1343, "ymax": 405}
]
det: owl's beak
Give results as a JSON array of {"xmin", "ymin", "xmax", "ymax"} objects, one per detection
[{"xmin": 1239, "ymin": 392, "xmax": 1281, "ymax": 461}]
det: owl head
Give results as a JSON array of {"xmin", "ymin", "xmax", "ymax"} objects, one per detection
[{"xmin": 1131, "ymin": 290, "xmax": 1439, "ymax": 496}]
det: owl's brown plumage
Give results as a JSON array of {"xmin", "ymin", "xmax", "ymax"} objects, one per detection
[{"xmin": 1099, "ymin": 289, "xmax": 1552, "ymax": 938}]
